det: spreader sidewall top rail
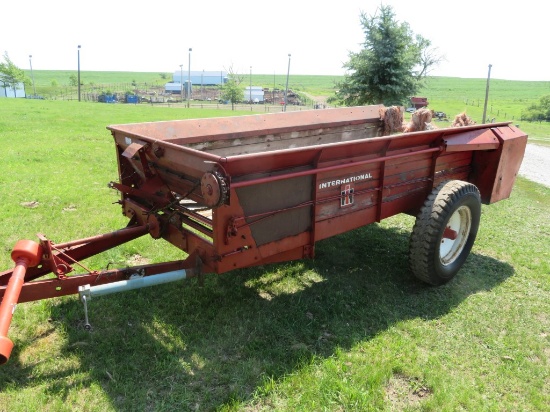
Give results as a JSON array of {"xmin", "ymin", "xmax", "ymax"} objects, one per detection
[{"xmin": 230, "ymin": 146, "xmax": 443, "ymax": 189}]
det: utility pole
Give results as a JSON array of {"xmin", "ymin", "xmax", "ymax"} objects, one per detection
[
  {"xmin": 77, "ymin": 45, "xmax": 81, "ymax": 102},
  {"xmin": 482, "ymin": 64, "xmax": 492, "ymax": 123},
  {"xmin": 188, "ymin": 48, "xmax": 192, "ymax": 108},
  {"xmin": 284, "ymin": 54, "xmax": 291, "ymax": 112},
  {"xmin": 29, "ymin": 55, "xmax": 36, "ymax": 97},
  {"xmin": 180, "ymin": 64, "xmax": 184, "ymax": 103}
]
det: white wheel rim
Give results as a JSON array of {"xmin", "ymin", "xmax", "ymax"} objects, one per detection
[{"xmin": 440, "ymin": 205, "xmax": 472, "ymax": 266}]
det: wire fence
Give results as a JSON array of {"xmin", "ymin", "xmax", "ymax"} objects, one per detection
[{"xmin": 35, "ymin": 81, "xmax": 326, "ymax": 112}]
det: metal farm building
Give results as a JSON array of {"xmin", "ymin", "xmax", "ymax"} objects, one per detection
[
  {"xmin": 172, "ymin": 71, "xmax": 228, "ymax": 86},
  {"xmin": 165, "ymin": 70, "xmax": 228, "ymax": 94},
  {"xmin": 243, "ymin": 86, "xmax": 264, "ymax": 103}
]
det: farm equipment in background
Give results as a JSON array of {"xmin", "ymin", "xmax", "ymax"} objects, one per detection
[
  {"xmin": 0, "ymin": 105, "xmax": 527, "ymax": 365},
  {"xmin": 410, "ymin": 96, "xmax": 429, "ymax": 109},
  {"xmin": 434, "ymin": 111, "xmax": 448, "ymax": 121}
]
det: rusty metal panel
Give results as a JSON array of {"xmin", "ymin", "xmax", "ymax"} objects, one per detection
[
  {"xmin": 488, "ymin": 125, "xmax": 528, "ymax": 202},
  {"xmin": 315, "ymin": 164, "xmax": 380, "ymax": 223},
  {"xmin": 435, "ymin": 151, "xmax": 473, "ymax": 172},
  {"xmin": 444, "ymin": 129, "xmax": 500, "ymax": 151},
  {"xmin": 434, "ymin": 151, "xmax": 473, "ymax": 182},
  {"xmin": 186, "ymin": 123, "xmax": 381, "ymax": 156},
  {"xmin": 235, "ymin": 175, "xmax": 313, "ymax": 246},
  {"xmin": 470, "ymin": 125, "xmax": 528, "ymax": 203},
  {"xmin": 383, "ymin": 152, "xmax": 433, "ymax": 183},
  {"xmin": 121, "ymin": 141, "xmax": 146, "ymax": 158},
  {"xmin": 379, "ymin": 187, "xmax": 429, "ymax": 219},
  {"xmin": 107, "ymin": 105, "xmax": 383, "ymax": 144},
  {"xmin": 315, "ymin": 206, "xmax": 379, "ymax": 241},
  {"xmin": 313, "ymin": 148, "xmax": 437, "ymax": 239}
]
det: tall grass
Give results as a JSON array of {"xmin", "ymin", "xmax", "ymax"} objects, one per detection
[{"xmin": 0, "ymin": 94, "xmax": 548, "ymax": 411}]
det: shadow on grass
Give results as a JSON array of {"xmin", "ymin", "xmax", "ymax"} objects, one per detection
[{"xmin": 1, "ymin": 222, "xmax": 514, "ymax": 410}]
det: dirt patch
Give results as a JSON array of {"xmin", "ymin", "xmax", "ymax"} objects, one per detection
[
  {"xmin": 385, "ymin": 373, "xmax": 432, "ymax": 410},
  {"xmin": 127, "ymin": 254, "xmax": 151, "ymax": 266},
  {"xmin": 20, "ymin": 201, "xmax": 39, "ymax": 208}
]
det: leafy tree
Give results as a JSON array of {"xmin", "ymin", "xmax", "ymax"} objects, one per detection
[
  {"xmin": 220, "ymin": 66, "xmax": 244, "ymax": 110},
  {"xmin": 0, "ymin": 52, "xmax": 28, "ymax": 96},
  {"xmin": 524, "ymin": 95, "xmax": 550, "ymax": 121},
  {"xmin": 69, "ymin": 73, "xmax": 78, "ymax": 87},
  {"xmin": 332, "ymin": 4, "xmax": 442, "ymax": 107}
]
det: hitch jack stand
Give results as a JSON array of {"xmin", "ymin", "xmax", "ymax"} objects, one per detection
[{"xmin": 0, "ymin": 240, "xmax": 43, "ymax": 365}]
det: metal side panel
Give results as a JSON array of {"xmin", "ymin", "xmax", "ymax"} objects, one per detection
[
  {"xmin": 470, "ymin": 125, "xmax": 528, "ymax": 203},
  {"xmin": 235, "ymin": 175, "xmax": 313, "ymax": 246}
]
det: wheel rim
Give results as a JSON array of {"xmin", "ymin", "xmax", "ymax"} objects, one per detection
[{"xmin": 439, "ymin": 205, "xmax": 472, "ymax": 266}]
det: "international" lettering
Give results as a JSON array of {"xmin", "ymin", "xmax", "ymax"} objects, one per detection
[{"xmin": 318, "ymin": 172, "xmax": 373, "ymax": 190}]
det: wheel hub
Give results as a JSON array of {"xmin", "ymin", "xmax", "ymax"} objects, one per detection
[{"xmin": 440, "ymin": 205, "xmax": 472, "ymax": 266}]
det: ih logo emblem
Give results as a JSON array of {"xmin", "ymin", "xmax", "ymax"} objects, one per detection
[{"xmin": 341, "ymin": 184, "xmax": 354, "ymax": 207}]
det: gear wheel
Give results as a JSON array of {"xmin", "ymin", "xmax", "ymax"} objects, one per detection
[{"xmin": 200, "ymin": 170, "xmax": 228, "ymax": 208}]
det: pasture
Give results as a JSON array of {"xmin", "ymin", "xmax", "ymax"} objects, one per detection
[
  {"xmin": 22, "ymin": 70, "xmax": 550, "ymax": 145},
  {"xmin": 0, "ymin": 82, "xmax": 549, "ymax": 411}
]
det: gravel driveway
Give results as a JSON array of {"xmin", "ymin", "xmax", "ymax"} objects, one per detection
[{"xmin": 518, "ymin": 144, "xmax": 550, "ymax": 188}]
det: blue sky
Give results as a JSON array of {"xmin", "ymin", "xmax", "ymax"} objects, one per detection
[{"xmin": 1, "ymin": 0, "xmax": 547, "ymax": 81}]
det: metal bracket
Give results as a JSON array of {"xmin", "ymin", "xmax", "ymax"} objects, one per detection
[{"xmin": 79, "ymin": 285, "xmax": 92, "ymax": 331}]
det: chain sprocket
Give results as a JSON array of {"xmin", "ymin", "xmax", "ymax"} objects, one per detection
[{"xmin": 200, "ymin": 170, "xmax": 228, "ymax": 208}]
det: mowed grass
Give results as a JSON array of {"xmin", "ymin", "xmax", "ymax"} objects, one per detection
[{"xmin": 0, "ymin": 98, "xmax": 548, "ymax": 411}]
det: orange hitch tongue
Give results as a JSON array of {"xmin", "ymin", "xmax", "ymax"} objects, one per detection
[{"xmin": 0, "ymin": 240, "xmax": 43, "ymax": 365}]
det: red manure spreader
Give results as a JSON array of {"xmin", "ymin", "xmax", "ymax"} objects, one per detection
[{"xmin": 0, "ymin": 105, "xmax": 527, "ymax": 364}]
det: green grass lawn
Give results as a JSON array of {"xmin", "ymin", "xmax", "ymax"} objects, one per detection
[{"xmin": 0, "ymin": 98, "xmax": 548, "ymax": 411}]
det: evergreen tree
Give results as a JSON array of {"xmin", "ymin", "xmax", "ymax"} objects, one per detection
[{"xmin": 333, "ymin": 5, "xmax": 441, "ymax": 107}]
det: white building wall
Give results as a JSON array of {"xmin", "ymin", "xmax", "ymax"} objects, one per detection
[{"xmin": 244, "ymin": 86, "xmax": 264, "ymax": 102}]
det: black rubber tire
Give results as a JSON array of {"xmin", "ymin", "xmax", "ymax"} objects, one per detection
[{"xmin": 409, "ymin": 180, "xmax": 481, "ymax": 285}]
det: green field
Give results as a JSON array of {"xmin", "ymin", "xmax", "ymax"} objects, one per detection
[
  {"xmin": 0, "ymin": 82, "xmax": 549, "ymax": 411},
  {"xmin": 21, "ymin": 70, "xmax": 550, "ymax": 144}
]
